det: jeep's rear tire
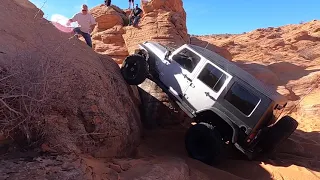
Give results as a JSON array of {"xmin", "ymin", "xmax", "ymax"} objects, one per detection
[
  {"xmin": 185, "ymin": 122, "xmax": 224, "ymax": 165},
  {"xmin": 259, "ymin": 115, "xmax": 298, "ymax": 154},
  {"xmin": 121, "ymin": 54, "xmax": 148, "ymax": 85}
]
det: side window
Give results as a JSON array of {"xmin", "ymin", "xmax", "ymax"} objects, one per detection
[
  {"xmin": 224, "ymin": 83, "xmax": 260, "ymax": 116},
  {"xmin": 172, "ymin": 48, "xmax": 201, "ymax": 72},
  {"xmin": 198, "ymin": 63, "xmax": 227, "ymax": 92}
]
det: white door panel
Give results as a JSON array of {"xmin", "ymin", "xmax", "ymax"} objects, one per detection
[
  {"xmin": 184, "ymin": 61, "xmax": 232, "ymax": 111},
  {"xmin": 159, "ymin": 47, "xmax": 205, "ymax": 98},
  {"xmin": 159, "ymin": 63, "xmax": 190, "ymax": 96}
]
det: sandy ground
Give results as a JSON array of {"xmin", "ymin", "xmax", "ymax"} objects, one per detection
[
  {"xmin": 74, "ymin": 120, "xmax": 319, "ymax": 180},
  {"xmin": 134, "ymin": 121, "xmax": 320, "ymax": 180}
]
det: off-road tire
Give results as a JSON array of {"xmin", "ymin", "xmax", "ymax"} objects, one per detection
[
  {"xmin": 121, "ymin": 54, "xmax": 148, "ymax": 85},
  {"xmin": 259, "ymin": 115, "xmax": 298, "ymax": 154},
  {"xmin": 185, "ymin": 122, "xmax": 224, "ymax": 165}
]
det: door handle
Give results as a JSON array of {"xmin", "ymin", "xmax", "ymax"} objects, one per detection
[
  {"xmin": 205, "ymin": 92, "xmax": 215, "ymax": 100},
  {"xmin": 182, "ymin": 74, "xmax": 192, "ymax": 81}
]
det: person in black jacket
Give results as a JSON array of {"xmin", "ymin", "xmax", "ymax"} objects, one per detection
[
  {"xmin": 104, "ymin": 0, "xmax": 111, "ymax": 6},
  {"xmin": 129, "ymin": 4, "xmax": 142, "ymax": 27}
]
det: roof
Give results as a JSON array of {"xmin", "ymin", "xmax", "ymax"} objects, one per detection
[{"xmin": 188, "ymin": 44, "xmax": 287, "ymax": 104}]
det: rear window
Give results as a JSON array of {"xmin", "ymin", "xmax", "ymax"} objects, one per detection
[{"xmin": 224, "ymin": 83, "xmax": 260, "ymax": 116}]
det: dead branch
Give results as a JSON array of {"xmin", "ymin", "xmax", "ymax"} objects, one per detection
[
  {"xmin": 0, "ymin": 98, "xmax": 22, "ymax": 115},
  {"xmin": 0, "ymin": 94, "xmax": 44, "ymax": 102},
  {"xmin": 0, "ymin": 73, "xmax": 18, "ymax": 82}
]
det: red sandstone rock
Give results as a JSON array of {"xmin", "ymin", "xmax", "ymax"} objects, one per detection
[
  {"xmin": 90, "ymin": 5, "xmax": 129, "ymax": 63},
  {"xmin": 0, "ymin": 0, "xmax": 141, "ymax": 158},
  {"xmin": 122, "ymin": 0, "xmax": 189, "ymax": 54}
]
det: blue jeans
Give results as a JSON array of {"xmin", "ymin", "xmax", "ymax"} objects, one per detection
[
  {"xmin": 133, "ymin": 16, "xmax": 140, "ymax": 26},
  {"xmin": 129, "ymin": 15, "xmax": 140, "ymax": 26},
  {"xmin": 73, "ymin": 27, "xmax": 92, "ymax": 48}
]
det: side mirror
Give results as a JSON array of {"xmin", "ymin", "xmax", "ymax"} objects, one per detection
[{"xmin": 164, "ymin": 50, "xmax": 171, "ymax": 59}]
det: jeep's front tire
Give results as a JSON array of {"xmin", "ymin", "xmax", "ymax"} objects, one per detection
[
  {"xmin": 185, "ymin": 122, "xmax": 224, "ymax": 165},
  {"xmin": 259, "ymin": 115, "xmax": 298, "ymax": 154},
  {"xmin": 121, "ymin": 54, "xmax": 148, "ymax": 85}
]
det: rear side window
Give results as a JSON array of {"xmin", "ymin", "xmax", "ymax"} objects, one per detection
[
  {"xmin": 198, "ymin": 63, "xmax": 227, "ymax": 92},
  {"xmin": 224, "ymin": 83, "xmax": 260, "ymax": 116},
  {"xmin": 172, "ymin": 48, "xmax": 201, "ymax": 72}
]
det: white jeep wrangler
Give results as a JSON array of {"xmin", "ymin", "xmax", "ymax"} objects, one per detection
[{"xmin": 120, "ymin": 41, "xmax": 298, "ymax": 165}]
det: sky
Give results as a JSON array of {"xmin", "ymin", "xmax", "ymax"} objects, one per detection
[{"xmin": 30, "ymin": 0, "xmax": 319, "ymax": 35}]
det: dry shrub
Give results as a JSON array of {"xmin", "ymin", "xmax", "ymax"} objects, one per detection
[{"xmin": 0, "ymin": 51, "xmax": 61, "ymax": 150}]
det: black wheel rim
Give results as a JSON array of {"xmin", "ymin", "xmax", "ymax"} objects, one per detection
[{"xmin": 125, "ymin": 61, "xmax": 140, "ymax": 80}]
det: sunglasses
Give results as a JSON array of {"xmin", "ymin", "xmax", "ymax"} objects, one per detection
[{"xmin": 82, "ymin": 9, "xmax": 87, "ymax": 11}]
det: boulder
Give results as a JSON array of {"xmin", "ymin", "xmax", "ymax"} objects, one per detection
[
  {"xmin": 92, "ymin": 25, "xmax": 129, "ymax": 63},
  {"xmin": 90, "ymin": 5, "xmax": 125, "ymax": 30},
  {"xmin": 90, "ymin": 5, "xmax": 129, "ymax": 63},
  {"xmin": 123, "ymin": 0, "xmax": 189, "ymax": 54},
  {"xmin": 0, "ymin": 0, "xmax": 141, "ymax": 158},
  {"xmin": 138, "ymin": 79, "xmax": 192, "ymax": 128}
]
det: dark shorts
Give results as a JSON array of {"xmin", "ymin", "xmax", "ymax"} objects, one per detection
[{"xmin": 129, "ymin": 0, "xmax": 134, "ymax": 2}]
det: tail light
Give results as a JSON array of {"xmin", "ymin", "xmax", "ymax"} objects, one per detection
[{"xmin": 246, "ymin": 131, "xmax": 257, "ymax": 143}]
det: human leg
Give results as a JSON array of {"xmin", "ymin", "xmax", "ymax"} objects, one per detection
[
  {"xmin": 133, "ymin": 16, "xmax": 140, "ymax": 27},
  {"xmin": 129, "ymin": 15, "xmax": 134, "ymax": 25},
  {"xmin": 73, "ymin": 27, "xmax": 84, "ymax": 38},
  {"xmin": 73, "ymin": 27, "xmax": 82, "ymax": 34},
  {"xmin": 82, "ymin": 33, "xmax": 93, "ymax": 47}
]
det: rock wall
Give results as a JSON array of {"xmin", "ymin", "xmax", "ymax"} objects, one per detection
[
  {"xmin": 122, "ymin": 0, "xmax": 190, "ymax": 54},
  {"xmin": 90, "ymin": 5, "xmax": 129, "ymax": 64},
  {"xmin": 0, "ymin": 0, "xmax": 141, "ymax": 158}
]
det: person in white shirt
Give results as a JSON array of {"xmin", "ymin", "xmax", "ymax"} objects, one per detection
[
  {"xmin": 67, "ymin": 4, "xmax": 96, "ymax": 47},
  {"xmin": 129, "ymin": 0, "xmax": 134, "ymax": 9}
]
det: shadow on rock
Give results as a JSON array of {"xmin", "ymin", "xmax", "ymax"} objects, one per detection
[
  {"xmin": 234, "ymin": 61, "xmax": 320, "ymax": 87},
  {"xmin": 137, "ymin": 79, "xmax": 192, "ymax": 129},
  {"xmin": 268, "ymin": 129, "xmax": 320, "ymax": 172},
  {"xmin": 267, "ymin": 62, "xmax": 320, "ymax": 85}
]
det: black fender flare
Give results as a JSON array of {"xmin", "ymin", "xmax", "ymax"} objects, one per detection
[
  {"xmin": 196, "ymin": 107, "xmax": 239, "ymax": 143},
  {"xmin": 135, "ymin": 44, "xmax": 150, "ymax": 61}
]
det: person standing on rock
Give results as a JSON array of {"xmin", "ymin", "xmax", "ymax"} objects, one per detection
[
  {"xmin": 129, "ymin": 4, "xmax": 142, "ymax": 27},
  {"xmin": 129, "ymin": 0, "xmax": 134, "ymax": 9},
  {"xmin": 67, "ymin": 4, "xmax": 96, "ymax": 48},
  {"xmin": 104, "ymin": 0, "xmax": 111, "ymax": 6}
]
